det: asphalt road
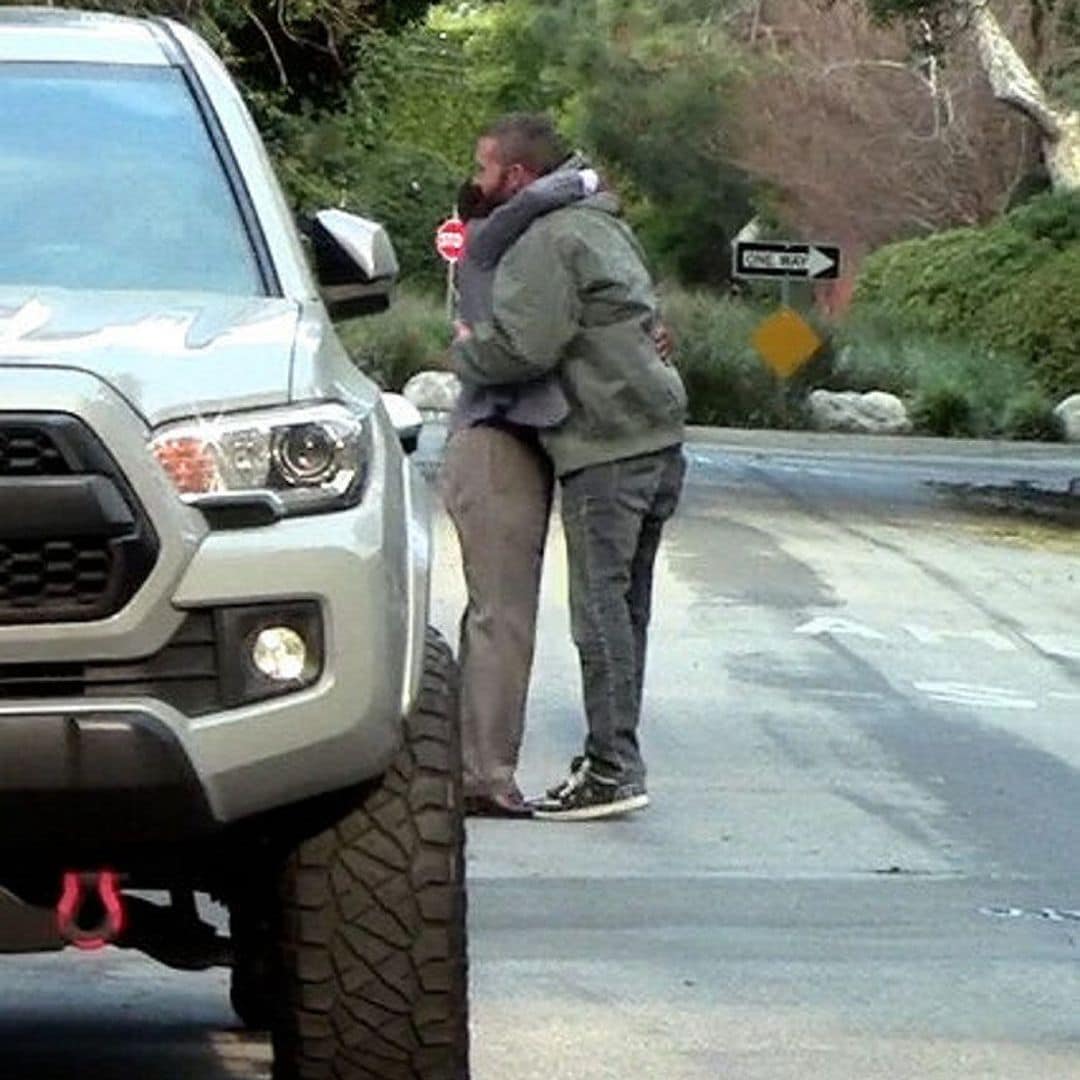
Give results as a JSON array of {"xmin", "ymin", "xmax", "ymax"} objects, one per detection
[{"xmin": 1, "ymin": 428, "xmax": 1078, "ymax": 1079}]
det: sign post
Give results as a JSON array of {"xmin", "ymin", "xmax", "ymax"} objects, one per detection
[
  {"xmin": 435, "ymin": 217, "xmax": 468, "ymax": 320},
  {"xmin": 732, "ymin": 240, "xmax": 841, "ymax": 382}
]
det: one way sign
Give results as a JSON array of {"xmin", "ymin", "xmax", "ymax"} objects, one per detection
[{"xmin": 734, "ymin": 241, "xmax": 841, "ymax": 281}]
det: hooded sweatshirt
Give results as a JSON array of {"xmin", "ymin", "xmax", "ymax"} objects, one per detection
[
  {"xmin": 450, "ymin": 163, "xmax": 598, "ymax": 432},
  {"xmin": 452, "ymin": 188, "xmax": 687, "ymax": 477}
]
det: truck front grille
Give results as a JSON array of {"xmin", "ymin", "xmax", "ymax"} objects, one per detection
[
  {"xmin": 0, "ymin": 539, "xmax": 112, "ymax": 611},
  {"xmin": 0, "ymin": 415, "xmax": 158, "ymax": 625},
  {"xmin": 0, "ymin": 425, "xmax": 69, "ymax": 476}
]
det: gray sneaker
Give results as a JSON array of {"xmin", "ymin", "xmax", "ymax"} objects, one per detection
[
  {"xmin": 531, "ymin": 759, "xmax": 649, "ymax": 821},
  {"xmin": 542, "ymin": 755, "xmax": 586, "ymax": 800}
]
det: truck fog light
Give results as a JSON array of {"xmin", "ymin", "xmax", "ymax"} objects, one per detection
[{"xmin": 252, "ymin": 627, "xmax": 308, "ymax": 682}]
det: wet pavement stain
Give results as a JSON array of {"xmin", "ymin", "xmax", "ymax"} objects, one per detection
[
  {"xmin": 928, "ymin": 480, "xmax": 1080, "ymax": 529},
  {"xmin": 665, "ymin": 502, "xmax": 837, "ymax": 612}
]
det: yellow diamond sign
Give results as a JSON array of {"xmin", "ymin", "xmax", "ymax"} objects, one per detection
[{"xmin": 751, "ymin": 307, "xmax": 823, "ymax": 379}]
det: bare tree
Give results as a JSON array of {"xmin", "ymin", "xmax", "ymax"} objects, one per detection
[
  {"xmin": 732, "ymin": 0, "xmax": 1035, "ymax": 284},
  {"xmin": 859, "ymin": 0, "xmax": 1080, "ymax": 189}
]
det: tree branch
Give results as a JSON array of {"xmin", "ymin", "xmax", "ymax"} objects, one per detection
[
  {"xmin": 275, "ymin": 0, "xmax": 341, "ymax": 63},
  {"xmin": 965, "ymin": 0, "xmax": 1062, "ymax": 139},
  {"xmin": 821, "ymin": 58, "xmax": 952, "ymax": 139},
  {"xmin": 242, "ymin": 3, "xmax": 289, "ymax": 89},
  {"xmin": 822, "ymin": 58, "xmax": 916, "ymax": 77},
  {"xmin": 749, "ymin": 0, "xmax": 763, "ymax": 44}
]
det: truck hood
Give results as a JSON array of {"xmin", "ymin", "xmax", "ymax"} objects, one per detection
[{"xmin": 0, "ymin": 290, "xmax": 301, "ymax": 428}]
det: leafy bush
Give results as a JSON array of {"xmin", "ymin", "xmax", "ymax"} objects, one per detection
[
  {"xmin": 347, "ymin": 147, "xmax": 459, "ymax": 292},
  {"xmin": 910, "ymin": 379, "xmax": 977, "ymax": 437},
  {"xmin": 31, "ymin": 1, "xmax": 431, "ymax": 110},
  {"xmin": 1006, "ymin": 190, "xmax": 1080, "ymax": 249},
  {"xmin": 831, "ymin": 321, "xmax": 1063, "ymax": 439},
  {"xmin": 661, "ymin": 288, "xmax": 810, "ymax": 428},
  {"xmin": 338, "ymin": 290, "xmax": 452, "ymax": 390},
  {"xmin": 853, "ymin": 192, "xmax": 1080, "ymax": 400},
  {"xmin": 272, "ymin": 105, "xmax": 460, "ymax": 292},
  {"xmin": 855, "ymin": 227, "xmax": 1048, "ymax": 335},
  {"xmin": 434, "ymin": 0, "xmax": 756, "ymax": 286},
  {"xmin": 1000, "ymin": 388, "xmax": 1065, "ymax": 442},
  {"xmin": 979, "ymin": 246, "xmax": 1080, "ymax": 401},
  {"xmin": 818, "ymin": 319, "xmax": 912, "ymax": 397}
]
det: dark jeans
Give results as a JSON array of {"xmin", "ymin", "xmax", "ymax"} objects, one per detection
[{"xmin": 560, "ymin": 445, "xmax": 686, "ymax": 783}]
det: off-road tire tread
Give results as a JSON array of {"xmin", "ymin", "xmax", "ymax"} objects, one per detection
[{"xmin": 273, "ymin": 629, "xmax": 468, "ymax": 1079}]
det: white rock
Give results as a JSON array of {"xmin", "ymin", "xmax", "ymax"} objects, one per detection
[
  {"xmin": 1053, "ymin": 393, "xmax": 1080, "ymax": 442},
  {"xmin": 402, "ymin": 370, "xmax": 461, "ymax": 414},
  {"xmin": 808, "ymin": 389, "xmax": 912, "ymax": 435}
]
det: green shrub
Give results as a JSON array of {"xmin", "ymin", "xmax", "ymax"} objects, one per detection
[
  {"xmin": 338, "ymin": 290, "xmax": 452, "ymax": 390},
  {"xmin": 830, "ymin": 323, "xmax": 1061, "ymax": 439},
  {"xmin": 903, "ymin": 339, "xmax": 1036, "ymax": 435},
  {"xmin": 1000, "ymin": 388, "xmax": 1065, "ymax": 442},
  {"xmin": 349, "ymin": 146, "xmax": 460, "ymax": 293},
  {"xmin": 910, "ymin": 380, "xmax": 977, "ymax": 437},
  {"xmin": 979, "ymin": 246, "xmax": 1080, "ymax": 400},
  {"xmin": 1006, "ymin": 190, "xmax": 1080, "ymax": 249},
  {"xmin": 852, "ymin": 192, "xmax": 1080, "ymax": 401},
  {"xmin": 275, "ymin": 118, "xmax": 460, "ymax": 292},
  {"xmin": 855, "ymin": 226, "xmax": 1048, "ymax": 334},
  {"xmin": 818, "ymin": 316, "xmax": 913, "ymax": 396},
  {"xmin": 661, "ymin": 288, "xmax": 807, "ymax": 428}
]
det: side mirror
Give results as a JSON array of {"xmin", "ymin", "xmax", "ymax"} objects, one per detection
[
  {"xmin": 309, "ymin": 210, "xmax": 399, "ymax": 321},
  {"xmin": 382, "ymin": 392, "xmax": 424, "ymax": 455}
]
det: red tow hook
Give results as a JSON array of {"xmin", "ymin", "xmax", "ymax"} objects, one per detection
[{"xmin": 56, "ymin": 871, "xmax": 126, "ymax": 951}]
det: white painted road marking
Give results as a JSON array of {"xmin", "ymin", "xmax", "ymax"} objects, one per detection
[
  {"xmin": 795, "ymin": 616, "xmax": 887, "ymax": 641},
  {"xmin": 903, "ymin": 625, "xmax": 1018, "ymax": 652},
  {"xmin": 980, "ymin": 906, "xmax": 1080, "ymax": 923},
  {"xmin": 795, "ymin": 616, "xmax": 1075, "ymax": 663},
  {"xmin": 790, "ymin": 616, "xmax": 1074, "ymax": 711},
  {"xmin": 804, "ymin": 689, "xmax": 886, "ymax": 701}
]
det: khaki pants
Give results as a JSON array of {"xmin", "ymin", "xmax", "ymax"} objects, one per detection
[{"xmin": 441, "ymin": 425, "xmax": 554, "ymax": 798}]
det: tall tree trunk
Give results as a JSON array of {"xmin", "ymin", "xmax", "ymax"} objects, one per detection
[{"xmin": 965, "ymin": 0, "xmax": 1080, "ymax": 189}]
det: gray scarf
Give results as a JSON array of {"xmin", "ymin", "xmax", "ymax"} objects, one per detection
[{"xmin": 451, "ymin": 160, "xmax": 598, "ymax": 432}]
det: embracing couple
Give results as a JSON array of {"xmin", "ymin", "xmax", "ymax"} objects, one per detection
[{"xmin": 442, "ymin": 113, "xmax": 688, "ymax": 822}]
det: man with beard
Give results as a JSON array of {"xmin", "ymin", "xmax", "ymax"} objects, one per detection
[
  {"xmin": 443, "ymin": 135, "xmax": 598, "ymax": 819},
  {"xmin": 451, "ymin": 113, "xmax": 687, "ymax": 822}
]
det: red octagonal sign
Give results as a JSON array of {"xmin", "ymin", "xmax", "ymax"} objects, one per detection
[{"xmin": 435, "ymin": 218, "xmax": 467, "ymax": 264}]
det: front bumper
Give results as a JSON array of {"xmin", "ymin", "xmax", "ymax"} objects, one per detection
[
  {"xmin": 0, "ymin": 368, "xmax": 430, "ymax": 837},
  {"xmin": 0, "ymin": 709, "xmax": 213, "ymax": 855}
]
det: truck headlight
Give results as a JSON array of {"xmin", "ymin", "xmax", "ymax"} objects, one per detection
[{"xmin": 151, "ymin": 403, "xmax": 371, "ymax": 517}]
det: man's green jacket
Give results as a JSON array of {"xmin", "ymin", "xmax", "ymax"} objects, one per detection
[{"xmin": 452, "ymin": 191, "xmax": 687, "ymax": 477}]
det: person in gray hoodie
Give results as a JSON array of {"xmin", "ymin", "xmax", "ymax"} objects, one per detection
[
  {"xmin": 442, "ymin": 157, "xmax": 600, "ymax": 819},
  {"xmin": 453, "ymin": 113, "xmax": 688, "ymax": 822}
]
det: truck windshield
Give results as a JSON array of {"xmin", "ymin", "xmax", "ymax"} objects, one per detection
[{"xmin": 0, "ymin": 63, "xmax": 264, "ymax": 295}]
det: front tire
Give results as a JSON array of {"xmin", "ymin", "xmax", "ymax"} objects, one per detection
[{"xmin": 272, "ymin": 628, "xmax": 468, "ymax": 1079}]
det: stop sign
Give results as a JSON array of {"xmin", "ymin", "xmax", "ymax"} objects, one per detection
[{"xmin": 435, "ymin": 218, "xmax": 467, "ymax": 263}]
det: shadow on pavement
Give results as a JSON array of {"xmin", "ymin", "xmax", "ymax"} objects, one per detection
[{"xmin": 0, "ymin": 1015, "xmax": 271, "ymax": 1078}]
